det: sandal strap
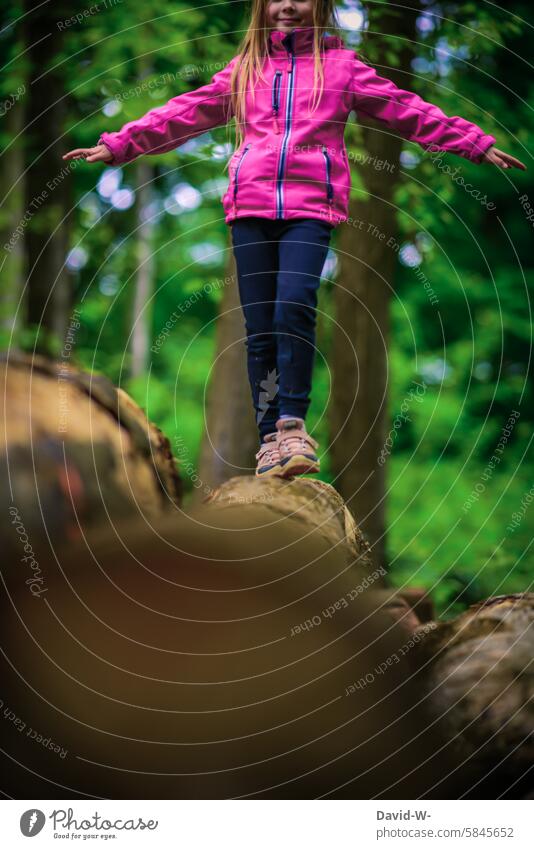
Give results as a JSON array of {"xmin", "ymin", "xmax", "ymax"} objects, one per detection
[
  {"xmin": 255, "ymin": 433, "xmax": 280, "ymax": 462},
  {"xmin": 279, "ymin": 430, "xmax": 318, "ymax": 452},
  {"xmin": 256, "ymin": 445, "xmax": 277, "ymax": 461}
]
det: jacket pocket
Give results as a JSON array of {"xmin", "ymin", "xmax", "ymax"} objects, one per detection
[
  {"xmin": 233, "ymin": 143, "xmax": 252, "ymax": 204},
  {"xmin": 321, "ymin": 145, "xmax": 334, "ymax": 203},
  {"xmin": 272, "ymin": 71, "xmax": 282, "ymax": 134}
]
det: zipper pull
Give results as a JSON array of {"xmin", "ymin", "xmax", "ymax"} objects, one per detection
[
  {"xmin": 328, "ymin": 200, "xmax": 333, "ymax": 223},
  {"xmin": 286, "ymin": 34, "xmax": 294, "ymax": 72}
]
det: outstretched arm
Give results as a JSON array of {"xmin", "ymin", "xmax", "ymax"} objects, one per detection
[
  {"xmin": 64, "ymin": 55, "xmax": 239, "ymax": 166},
  {"xmin": 349, "ymin": 55, "xmax": 526, "ymax": 170}
]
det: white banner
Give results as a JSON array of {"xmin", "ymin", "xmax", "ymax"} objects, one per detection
[{"xmin": 1, "ymin": 800, "xmax": 531, "ymax": 847}]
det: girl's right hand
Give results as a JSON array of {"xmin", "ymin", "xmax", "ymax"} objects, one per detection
[{"xmin": 62, "ymin": 144, "xmax": 113, "ymax": 163}]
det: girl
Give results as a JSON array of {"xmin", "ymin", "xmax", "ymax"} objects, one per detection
[{"xmin": 64, "ymin": 0, "xmax": 525, "ymax": 479}]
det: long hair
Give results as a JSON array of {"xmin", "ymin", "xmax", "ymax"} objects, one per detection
[{"xmin": 224, "ymin": 0, "xmax": 343, "ymax": 162}]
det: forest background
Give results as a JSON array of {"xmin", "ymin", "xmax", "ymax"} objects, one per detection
[{"xmin": 1, "ymin": 0, "xmax": 532, "ymax": 616}]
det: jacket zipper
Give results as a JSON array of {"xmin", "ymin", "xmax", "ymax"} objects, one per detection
[
  {"xmin": 276, "ymin": 31, "xmax": 295, "ymax": 219},
  {"xmin": 322, "ymin": 145, "xmax": 334, "ymax": 222},
  {"xmin": 272, "ymin": 70, "xmax": 282, "ymax": 135},
  {"xmin": 232, "ymin": 143, "xmax": 251, "ymax": 214}
]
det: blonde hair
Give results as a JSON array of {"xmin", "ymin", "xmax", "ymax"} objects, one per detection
[{"xmin": 224, "ymin": 0, "xmax": 343, "ymax": 166}]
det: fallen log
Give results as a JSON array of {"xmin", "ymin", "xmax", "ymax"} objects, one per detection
[
  {"xmin": 1, "ymin": 366, "xmax": 532, "ymax": 799},
  {"xmin": 203, "ymin": 475, "xmax": 433, "ymax": 634},
  {"xmin": 414, "ymin": 593, "xmax": 534, "ymax": 798},
  {"xmin": 0, "ymin": 353, "xmax": 182, "ymax": 551},
  {"xmin": 203, "ymin": 473, "xmax": 373, "ymax": 572},
  {"xmin": 1, "ymin": 490, "xmax": 467, "ymax": 799}
]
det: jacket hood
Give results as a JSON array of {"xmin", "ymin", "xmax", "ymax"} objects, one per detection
[{"xmin": 268, "ymin": 26, "xmax": 344, "ymax": 55}]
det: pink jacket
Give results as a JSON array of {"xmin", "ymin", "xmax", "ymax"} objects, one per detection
[{"xmin": 99, "ymin": 26, "xmax": 496, "ymax": 228}]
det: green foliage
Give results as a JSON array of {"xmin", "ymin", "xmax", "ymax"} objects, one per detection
[{"xmin": 388, "ymin": 445, "xmax": 533, "ymax": 618}]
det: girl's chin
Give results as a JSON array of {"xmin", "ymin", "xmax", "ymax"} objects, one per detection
[{"xmin": 273, "ymin": 21, "xmax": 303, "ymax": 30}]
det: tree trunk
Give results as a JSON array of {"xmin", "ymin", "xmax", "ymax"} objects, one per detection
[
  {"xmin": 0, "ymin": 94, "xmax": 26, "ymax": 347},
  {"xmin": 329, "ymin": 0, "xmax": 421, "ymax": 570},
  {"xmin": 23, "ymin": 1, "xmax": 73, "ymax": 350},
  {"xmin": 196, "ymin": 235, "xmax": 258, "ymax": 497},
  {"xmin": 130, "ymin": 161, "xmax": 156, "ymax": 378},
  {"xmin": 130, "ymin": 49, "xmax": 156, "ymax": 378}
]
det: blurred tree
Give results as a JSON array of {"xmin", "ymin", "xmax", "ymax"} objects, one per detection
[
  {"xmin": 130, "ymin": 47, "xmax": 157, "ymax": 378},
  {"xmin": 23, "ymin": 0, "xmax": 73, "ymax": 350},
  {"xmin": 196, "ymin": 246, "xmax": 258, "ymax": 494},
  {"xmin": 330, "ymin": 0, "xmax": 422, "ymax": 569},
  {"xmin": 0, "ymin": 0, "xmax": 26, "ymax": 349}
]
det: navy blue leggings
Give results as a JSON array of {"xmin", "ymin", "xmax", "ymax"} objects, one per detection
[{"xmin": 230, "ymin": 216, "xmax": 333, "ymax": 441}]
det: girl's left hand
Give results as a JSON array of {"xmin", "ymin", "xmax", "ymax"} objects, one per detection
[{"xmin": 482, "ymin": 146, "xmax": 527, "ymax": 170}]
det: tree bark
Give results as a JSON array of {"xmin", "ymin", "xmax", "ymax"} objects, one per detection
[{"xmin": 329, "ymin": 0, "xmax": 421, "ymax": 570}]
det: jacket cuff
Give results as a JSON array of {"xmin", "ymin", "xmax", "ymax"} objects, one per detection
[
  {"xmin": 467, "ymin": 132, "xmax": 496, "ymax": 164},
  {"xmin": 98, "ymin": 133, "xmax": 126, "ymax": 165}
]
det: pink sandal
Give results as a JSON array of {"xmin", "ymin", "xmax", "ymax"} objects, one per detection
[
  {"xmin": 255, "ymin": 431, "xmax": 283, "ymax": 477},
  {"xmin": 275, "ymin": 417, "xmax": 320, "ymax": 477}
]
